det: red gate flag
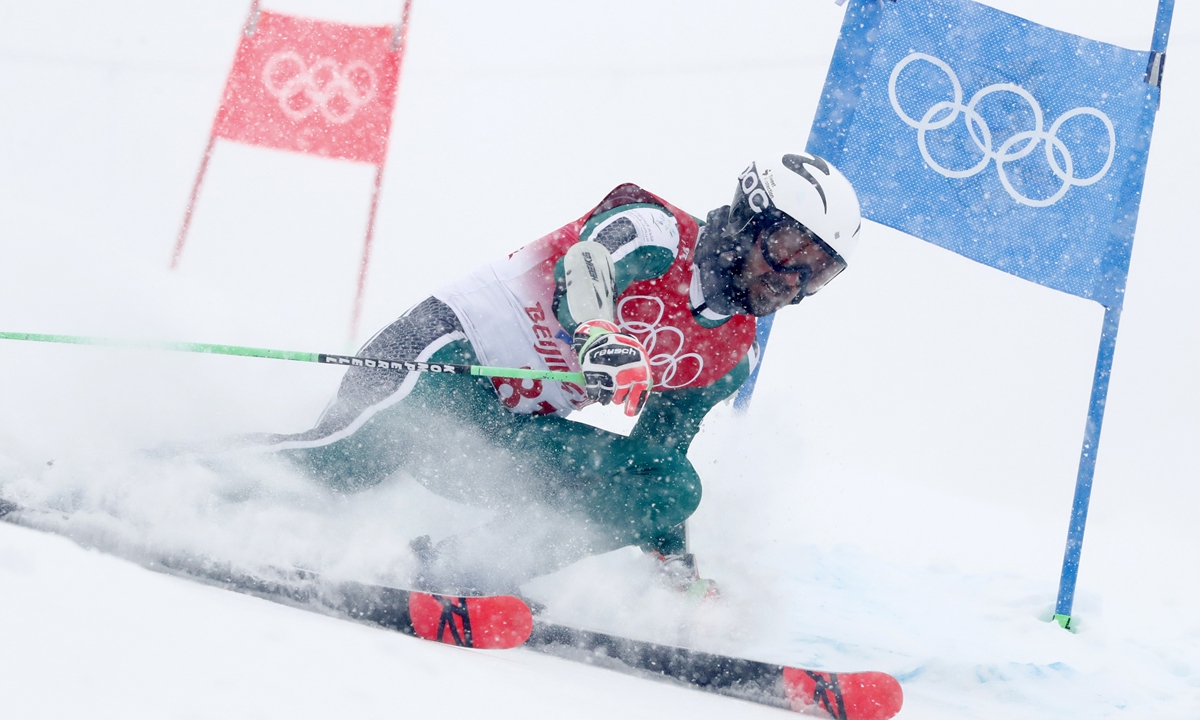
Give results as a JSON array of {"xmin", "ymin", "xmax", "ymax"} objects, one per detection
[
  {"xmin": 213, "ymin": 10, "xmax": 401, "ymax": 165},
  {"xmin": 174, "ymin": 1, "xmax": 414, "ymax": 342}
]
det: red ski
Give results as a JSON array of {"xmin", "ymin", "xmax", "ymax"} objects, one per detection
[
  {"xmin": 1, "ymin": 499, "xmax": 899, "ymax": 716},
  {"xmin": 0, "ymin": 496, "xmax": 535, "ymax": 650},
  {"xmin": 408, "ymin": 592, "xmax": 533, "ymax": 649},
  {"xmin": 782, "ymin": 667, "xmax": 903, "ymax": 720},
  {"xmin": 526, "ymin": 622, "xmax": 904, "ymax": 720}
]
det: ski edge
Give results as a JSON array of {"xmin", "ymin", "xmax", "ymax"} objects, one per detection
[
  {"xmin": 525, "ymin": 622, "xmax": 903, "ymax": 720},
  {"xmin": 0, "ymin": 499, "xmax": 531, "ymax": 649}
]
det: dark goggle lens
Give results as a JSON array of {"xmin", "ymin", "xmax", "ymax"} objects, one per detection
[
  {"xmin": 799, "ymin": 254, "xmax": 846, "ymax": 296},
  {"xmin": 759, "ymin": 223, "xmax": 846, "ymax": 297}
]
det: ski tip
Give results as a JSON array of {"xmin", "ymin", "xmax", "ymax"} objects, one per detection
[
  {"xmin": 781, "ymin": 667, "xmax": 903, "ymax": 720},
  {"xmin": 408, "ymin": 593, "xmax": 534, "ymax": 650}
]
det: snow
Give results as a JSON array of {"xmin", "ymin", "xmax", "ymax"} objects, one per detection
[
  {"xmin": 0, "ymin": 520, "xmax": 773, "ymax": 719},
  {"xmin": 1, "ymin": 0, "xmax": 1198, "ymax": 718}
]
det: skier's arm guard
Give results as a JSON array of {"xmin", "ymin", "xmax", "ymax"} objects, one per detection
[
  {"xmin": 561, "ymin": 241, "xmax": 616, "ymax": 325},
  {"xmin": 553, "ymin": 205, "xmax": 679, "ymax": 332}
]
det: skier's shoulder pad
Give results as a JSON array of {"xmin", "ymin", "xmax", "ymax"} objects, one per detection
[{"xmin": 579, "ymin": 184, "xmax": 680, "ymax": 269}]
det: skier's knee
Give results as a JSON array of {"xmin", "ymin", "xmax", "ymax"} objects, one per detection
[
  {"xmin": 660, "ymin": 471, "xmax": 702, "ymax": 528},
  {"xmin": 281, "ymin": 446, "xmax": 393, "ymax": 493},
  {"xmin": 635, "ymin": 465, "xmax": 701, "ymax": 541}
]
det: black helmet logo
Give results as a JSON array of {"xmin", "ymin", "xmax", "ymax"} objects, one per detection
[{"xmin": 782, "ymin": 154, "xmax": 830, "ymax": 214}]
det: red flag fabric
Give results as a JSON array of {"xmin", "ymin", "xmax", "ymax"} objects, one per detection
[{"xmin": 213, "ymin": 11, "xmax": 400, "ymax": 165}]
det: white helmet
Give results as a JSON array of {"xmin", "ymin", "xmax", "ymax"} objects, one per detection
[
  {"xmin": 694, "ymin": 151, "xmax": 863, "ymax": 316},
  {"xmin": 727, "ymin": 151, "xmax": 862, "ymax": 262}
]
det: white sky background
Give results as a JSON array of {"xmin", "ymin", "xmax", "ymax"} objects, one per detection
[{"xmin": 0, "ymin": 1, "xmax": 1197, "ymax": 718}]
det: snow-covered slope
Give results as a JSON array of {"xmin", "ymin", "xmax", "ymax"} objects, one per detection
[
  {"xmin": 0, "ymin": 519, "xmax": 784, "ymax": 719},
  {"xmin": 1, "ymin": 0, "xmax": 1198, "ymax": 718}
]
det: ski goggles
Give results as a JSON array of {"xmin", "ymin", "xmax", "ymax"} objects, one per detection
[{"xmin": 758, "ymin": 220, "xmax": 847, "ymax": 300}]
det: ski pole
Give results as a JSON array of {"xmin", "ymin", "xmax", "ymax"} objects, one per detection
[{"xmin": 0, "ymin": 331, "xmax": 585, "ymax": 384}]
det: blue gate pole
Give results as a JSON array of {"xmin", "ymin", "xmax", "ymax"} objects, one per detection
[
  {"xmin": 1151, "ymin": 0, "xmax": 1175, "ymax": 56},
  {"xmin": 1054, "ymin": 0, "xmax": 1174, "ymax": 633},
  {"xmin": 733, "ymin": 313, "xmax": 775, "ymax": 411},
  {"xmin": 1053, "ymin": 301, "xmax": 1123, "ymax": 630}
]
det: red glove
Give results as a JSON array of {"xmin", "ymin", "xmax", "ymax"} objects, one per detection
[{"xmin": 572, "ymin": 319, "xmax": 652, "ymax": 416}]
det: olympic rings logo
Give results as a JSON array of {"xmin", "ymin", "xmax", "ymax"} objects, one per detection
[
  {"xmin": 888, "ymin": 52, "xmax": 1115, "ymax": 208},
  {"xmin": 616, "ymin": 296, "xmax": 704, "ymax": 390},
  {"xmin": 262, "ymin": 52, "xmax": 377, "ymax": 125}
]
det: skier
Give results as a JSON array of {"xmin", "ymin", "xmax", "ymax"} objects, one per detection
[{"xmin": 249, "ymin": 151, "xmax": 861, "ymax": 594}]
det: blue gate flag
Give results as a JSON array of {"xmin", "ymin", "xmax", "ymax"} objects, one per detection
[
  {"xmin": 733, "ymin": 0, "xmax": 1167, "ymax": 412},
  {"xmin": 740, "ymin": 0, "xmax": 1172, "ymax": 630},
  {"xmin": 808, "ymin": 0, "xmax": 1162, "ymax": 309}
]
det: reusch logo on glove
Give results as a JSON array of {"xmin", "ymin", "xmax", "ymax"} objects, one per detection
[{"xmin": 592, "ymin": 345, "xmax": 640, "ymax": 365}]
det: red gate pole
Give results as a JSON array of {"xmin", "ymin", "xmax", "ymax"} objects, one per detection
[
  {"xmin": 350, "ymin": 162, "xmax": 387, "ymax": 343},
  {"xmin": 170, "ymin": 0, "xmax": 262, "ymax": 270},
  {"xmin": 171, "ymin": 133, "xmax": 216, "ymax": 269},
  {"xmin": 347, "ymin": 0, "xmax": 414, "ymax": 344}
]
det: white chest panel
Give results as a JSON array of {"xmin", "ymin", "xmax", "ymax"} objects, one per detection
[{"xmin": 434, "ymin": 235, "xmax": 587, "ymax": 416}]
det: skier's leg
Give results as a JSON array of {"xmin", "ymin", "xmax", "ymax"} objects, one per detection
[
  {"xmin": 621, "ymin": 359, "xmax": 750, "ymax": 554},
  {"xmin": 409, "ymin": 421, "xmax": 704, "ymax": 592},
  {"xmin": 409, "ymin": 384, "xmax": 726, "ymax": 589},
  {"xmin": 536, "ymin": 355, "xmax": 750, "ymax": 549},
  {"xmin": 388, "ymin": 358, "xmax": 750, "ymax": 591},
  {"xmin": 245, "ymin": 297, "xmax": 470, "ymax": 491}
]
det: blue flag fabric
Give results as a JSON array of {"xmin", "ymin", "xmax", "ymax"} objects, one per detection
[{"xmin": 808, "ymin": 0, "xmax": 1160, "ymax": 308}]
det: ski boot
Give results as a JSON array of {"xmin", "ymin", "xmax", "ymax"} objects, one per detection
[{"xmin": 650, "ymin": 551, "xmax": 721, "ymax": 602}]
